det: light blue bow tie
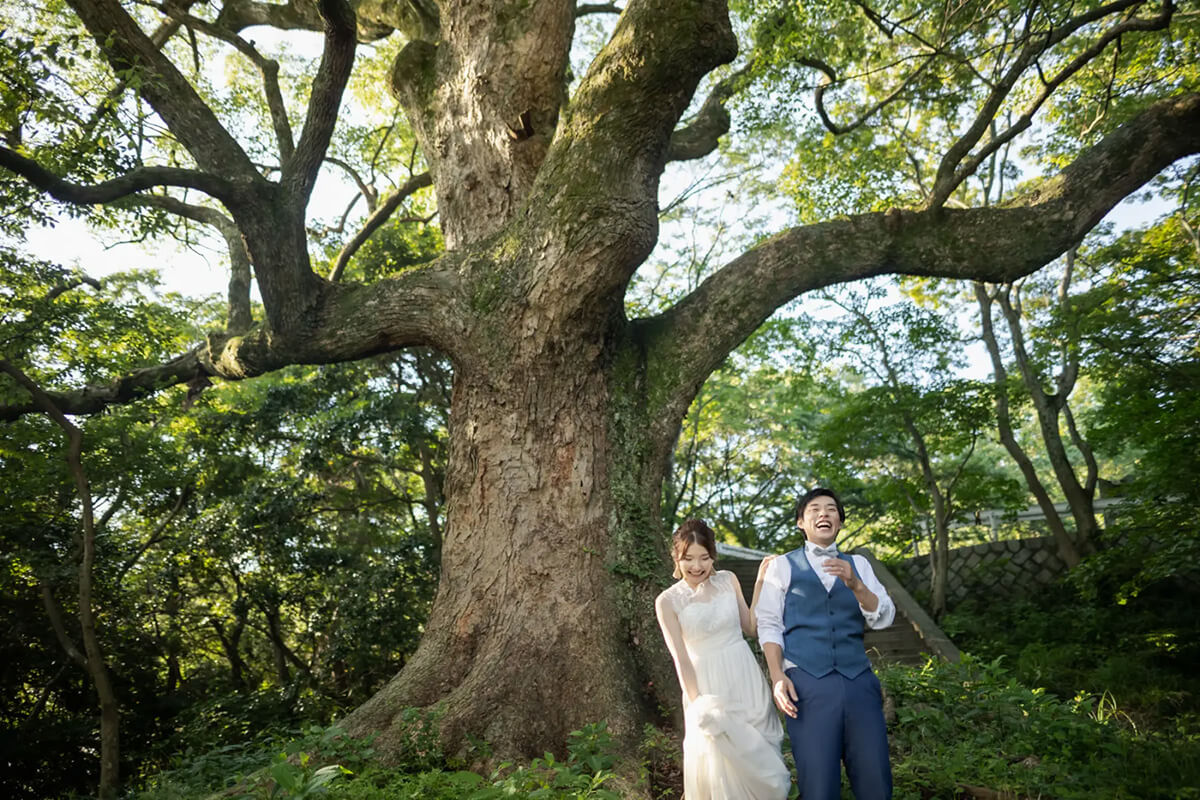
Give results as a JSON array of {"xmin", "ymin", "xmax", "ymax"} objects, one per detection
[{"xmin": 811, "ymin": 545, "xmax": 839, "ymax": 559}]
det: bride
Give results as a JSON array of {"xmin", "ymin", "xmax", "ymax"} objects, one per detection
[{"xmin": 655, "ymin": 519, "xmax": 791, "ymax": 799}]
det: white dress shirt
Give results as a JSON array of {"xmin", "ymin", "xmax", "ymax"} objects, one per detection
[{"xmin": 756, "ymin": 542, "xmax": 895, "ymax": 670}]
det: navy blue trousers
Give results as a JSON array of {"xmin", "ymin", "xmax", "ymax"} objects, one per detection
[{"xmin": 784, "ymin": 667, "xmax": 892, "ymax": 800}]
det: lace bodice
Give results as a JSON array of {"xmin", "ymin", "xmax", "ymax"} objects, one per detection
[{"xmin": 664, "ymin": 571, "xmax": 744, "ymax": 656}]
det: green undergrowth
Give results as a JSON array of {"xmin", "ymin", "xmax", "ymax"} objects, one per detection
[
  {"xmin": 131, "ymin": 720, "xmax": 631, "ymax": 800},
  {"xmin": 880, "ymin": 655, "xmax": 1200, "ymax": 800},
  {"xmin": 939, "ymin": 578, "xmax": 1200, "ymax": 727},
  {"xmin": 128, "ymin": 658, "xmax": 1200, "ymax": 800}
]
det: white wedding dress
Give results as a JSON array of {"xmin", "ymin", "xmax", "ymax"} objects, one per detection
[{"xmin": 665, "ymin": 570, "xmax": 791, "ymax": 800}]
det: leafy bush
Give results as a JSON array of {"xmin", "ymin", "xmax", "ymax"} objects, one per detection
[
  {"xmin": 325, "ymin": 767, "xmax": 484, "ymax": 800},
  {"xmin": 135, "ymin": 725, "xmax": 373, "ymax": 800},
  {"xmin": 469, "ymin": 722, "xmax": 621, "ymax": 799},
  {"xmin": 244, "ymin": 752, "xmax": 350, "ymax": 799},
  {"xmin": 881, "ymin": 656, "xmax": 1200, "ymax": 799},
  {"xmin": 386, "ymin": 705, "xmax": 446, "ymax": 772},
  {"xmin": 133, "ymin": 720, "xmax": 625, "ymax": 800},
  {"xmin": 940, "ymin": 575, "xmax": 1199, "ymax": 724},
  {"xmin": 134, "ymin": 670, "xmax": 1200, "ymax": 800}
]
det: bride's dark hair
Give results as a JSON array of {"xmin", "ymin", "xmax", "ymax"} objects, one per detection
[{"xmin": 671, "ymin": 519, "xmax": 718, "ymax": 579}]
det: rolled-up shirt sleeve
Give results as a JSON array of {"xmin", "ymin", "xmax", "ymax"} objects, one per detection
[
  {"xmin": 755, "ymin": 555, "xmax": 790, "ymax": 651},
  {"xmin": 853, "ymin": 555, "xmax": 895, "ymax": 629}
]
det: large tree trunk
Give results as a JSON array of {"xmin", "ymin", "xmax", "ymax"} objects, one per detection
[
  {"xmin": 343, "ymin": 350, "xmax": 659, "ymax": 756},
  {"xmin": 391, "ymin": 0, "xmax": 573, "ymax": 249}
]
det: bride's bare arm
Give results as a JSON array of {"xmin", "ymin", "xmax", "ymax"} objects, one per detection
[
  {"xmin": 655, "ymin": 593, "xmax": 700, "ymax": 702},
  {"xmin": 736, "ymin": 556, "xmax": 777, "ymax": 638}
]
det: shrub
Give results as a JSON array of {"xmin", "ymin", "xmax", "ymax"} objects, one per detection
[{"xmin": 881, "ymin": 656, "xmax": 1200, "ymax": 799}]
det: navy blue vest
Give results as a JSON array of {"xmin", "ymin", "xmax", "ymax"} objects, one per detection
[{"xmin": 782, "ymin": 548, "xmax": 871, "ymax": 678}]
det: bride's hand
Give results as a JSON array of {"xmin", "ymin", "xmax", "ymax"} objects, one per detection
[{"xmin": 756, "ymin": 554, "xmax": 777, "ymax": 581}]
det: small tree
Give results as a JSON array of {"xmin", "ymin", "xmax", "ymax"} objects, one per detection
[{"xmin": 806, "ymin": 285, "xmax": 1015, "ymax": 615}]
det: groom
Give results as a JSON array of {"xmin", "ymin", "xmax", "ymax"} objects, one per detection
[{"xmin": 756, "ymin": 487, "xmax": 895, "ymax": 799}]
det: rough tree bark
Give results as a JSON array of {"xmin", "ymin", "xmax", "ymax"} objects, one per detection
[{"xmin": 3, "ymin": 0, "xmax": 1200, "ymax": 769}]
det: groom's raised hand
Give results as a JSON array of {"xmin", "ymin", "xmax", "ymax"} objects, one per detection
[
  {"xmin": 771, "ymin": 674, "xmax": 798, "ymax": 718},
  {"xmin": 822, "ymin": 557, "xmax": 881, "ymax": 613},
  {"xmin": 821, "ymin": 558, "xmax": 862, "ymax": 591}
]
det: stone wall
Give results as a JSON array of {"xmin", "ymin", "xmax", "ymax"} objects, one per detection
[{"xmin": 889, "ymin": 536, "xmax": 1070, "ymax": 605}]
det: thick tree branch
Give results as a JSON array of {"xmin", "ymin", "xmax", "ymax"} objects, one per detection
[
  {"xmin": 328, "ymin": 171, "xmax": 432, "ymax": 281},
  {"xmin": 641, "ymin": 91, "xmax": 1200, "ymax": 429},
  {"xmin": 0, "ymin": 146, "xmax": 235, "ymax": 205},
  {"xmin": 0, "ymin": 264, "xmax": 464, "ymax": 421},
  {"xmin": 533, "ymin": 0, "xmax": 737, "ymax": 304},
  {"xmin": 282, "ymin": 0, "xmax": 358, "ymax": 204},
  {"xmin": 159, "ymin": 7, "xmax": 296, "ymax": 162},
  {"xmin": 552, "ymin": 0, "xmax": 736, "ymax": 186},
  {"xmin": 1, "ymin": 347, "xmax": 211, "ymax": 421},
  {"xmin": 65, "ymin": 0, "xmax": 259, "ymax": 182},
  {"xmin": 929, "ymin": 0, "xmax": 1169, "ymax": 208},
  {"xmin": 77, "ymin": 9, "xmax": 193, "ymax": 144},
  {"xmin": 280, "ymin": 0, "xmax": 355, "ymax": 203},
  {"xmin": 666, "ymin": 63, "xmax": 753, "ymax": 162},
  {"xmin": 577, "ymin": 2, "xmax": 622, "ymax": 16},
  {"xmin": 947, "ymin": 0, "xmax": 1148, "ymax": 161},
  {"xmin": 215, "ymin": 0, "xmax": 408, "ymax": 41}
]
